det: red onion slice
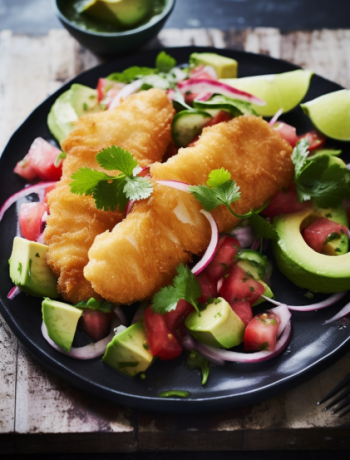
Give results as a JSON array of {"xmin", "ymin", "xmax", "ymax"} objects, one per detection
[
  {"xmin": 230, "ymin": 225, "xmax": 255, "ymax": 248},
  {"xmin": 268, "ymin": 304, "xmax": 291, "ymax": 337},
  {"xmin": 269, "ymin": 108, "xmax": 284, "ymax": 126},
  {"xmin": 41, "ymin": 318, "xmax": 120, "ymax": 360},
  {"xmin": 0, "ymin": 181, "xmax": 57, "ymax": 222},
  {"xmin": 177, "ymin": 79, "xmax": 266, "ymax": 106},
  {"xmin": 156, "ymin": 180, "xmax": 189, "ymax": 192},
  {"xmin": 131, "ymin": 303, "xmax": 147, "ymax": 324},
  {"xmin": 262, "ymin": 291, "xmax": 348, "ymax": 311},
  {"xmin": 324, "ymin": 301, "xmax": 350, "ymax": 324},
  {"xmin": 125, "ymin": 200, "xmax": 135, "ymax": 216},
  {"xmin": 109, "ymin": 79, "xmax": 143, "ymax": 110},
  {"xmin": 191, "ymin": 210, "xmax": 219, "ymax": 275},
  {"xmin": 182, "ymin": 333, "xmax": 225, "ymax": 366},
  {"xmin": 250, "ymin": 238, "xmax": 261, "ymax": 251},
  {"xmin": 114, "ymin": 306, "xmax": 128, "ymax": 326},
  {"xmin": 7, "ymin": 286, "xmax": 21, "ymax": 299},
  {"xmin": 194, "ymin": 92, "xmax": 213, "ymax": 102},
  {"xmin": 347, "ymin": 163, "xmax": 350, "ymax": 171}
]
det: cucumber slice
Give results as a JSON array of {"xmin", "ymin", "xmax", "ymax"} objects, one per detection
[
  {"xmin": 236, "ymin": 249, "xmax": 267, "ymax": 280},
  {"xmin": 252, "ymin": 281, "xmax": 274, "ymax": 307},
  {"xmin": 193, "ymin": 95, "xmax": 257, "ymax": 117},
  {"xmin": 172, "ymin": 110, "xmax": 212, "ymax": 147}
]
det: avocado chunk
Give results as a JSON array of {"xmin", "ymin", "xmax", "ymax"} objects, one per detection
[
  {"xmin": 190, "ymin": 52, "xmax": 238, "ymax": 78},
  {"xmin": 185, "ymin": 298, "xmax": 245, "ymax": 349},
  {"xmin": 81, "ymin": 0, "xmax": 150, "ymax": 27},
  {"xmin": 102, "ymin": 322, "xmax": 153, "ymax": 377},
  {"xmin": 70, "ymin": 84, "xmax": 100, "ymax": 117},
  {"xmin": 42, "ymin": 298, "xmax": 82, "ymax": 352},
  {"xmin": 273, "ymin": 205, "xmax": 350, "ymax": 293},
  {"xmin": 9, "ymin": 237, "xmax": 58, "ymax": 298}
]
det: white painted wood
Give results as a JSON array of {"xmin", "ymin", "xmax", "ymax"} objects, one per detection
[{"xmin": 244, "ymin": 27, "xmax": 282, "ymax": 59}]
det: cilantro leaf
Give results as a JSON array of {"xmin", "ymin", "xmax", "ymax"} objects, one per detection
[
  {"xmin": 152, "ymin": 264, "xmax": 202, "ymax": 315},
  {"xmin": 106, "ymin": 66, "xmax": 156, "ymax": 83},
  {"xmin": 156, "ymin": 51, "xmax": 177, "ymax": 73},
  {"xmin": 124, "ymin": 176, "xmax": 153, "ymax": 201},
  {"xmin": 93, "ymin": 177, "xmax": 128, "ymax": 212},
  {"xmin": 249, "ymin": 211, "xmax": 278, "ymax": 240},
  {"xmin": 292, "ymin": 138, "xmax": 310, "ymax": 178},
  {"xmin": 187, "ymin": 184, "xmax": 222, "ymax": 211},
  {"xmin": 96, "ymin": 146, "xmax": 137, "ymax": 175},
  {"xmin": 70, "ymin": 168, "xmax": 111, "ymax": 195},
  {"xmin": 186, "ymin": 351, "xmax": 210, "ymax": 385},
  {"xmin": 207, "ymin": 168, "xmax": 231, "ymax": 188},
  {"xmin": 75, "ymin": 298, "xmax": 113, "ymax": 313}
]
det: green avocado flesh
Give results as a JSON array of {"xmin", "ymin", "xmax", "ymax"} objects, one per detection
[
  {"xmin": 9, "ymin": 237, "xmax": 58, "ymax": 298},
  {"xmin": 273, "ymin": 206, "xmax": 350, "ymax": 293},
  {"xmin": 185, "ymin": 298, "xmax": 245, "ymax": 349},
  {"xmin": 102, "ymin": 322, "xmax": 153, "ymax": 377},
  {"xmin": 81, "ymin": 0, "xmax": 150, "ymax": 27},
  {"xmin": 42, "ymin": 299, "xmax": 82, "ymax": 352},
  {"xmin": 190, "ymin": 52, "xmax": 238, "ymax": 78}
]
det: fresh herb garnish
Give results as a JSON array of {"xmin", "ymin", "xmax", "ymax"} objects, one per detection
[
  {"xmin": 156, "ymin": 51, "xmax": 177, "ymax": 73},
  {"xmin": 75, "ymin": 297, "xmax": 113, "ymax": 313},
  {"xmin": 186, "ymin": 351, "xmax": 210, "ymax": 385},
  {"xmin": 54, "ymin": 151, "xmax": 66, "ymax": 168},
  {"xmin": 107, "ymin": 66, "xmax": 156, "ymax": 83},
  {"xmin": 152, "ymin": 263, "xmax": 202, "ymax": 315},
  {"xmin": 249, "ymin": 211, "xmax": 278, "ymax": 240},
  {"xmin": 70, "ymin": 146, "xmax": 152, "ymax": 211}
]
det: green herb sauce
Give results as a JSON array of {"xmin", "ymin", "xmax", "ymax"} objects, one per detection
[{"xmin": 60, "ymin": 0, "xmax": 166, "ymax": 34}]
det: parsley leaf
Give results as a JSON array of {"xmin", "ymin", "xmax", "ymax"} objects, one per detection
[
  {"xmin": 106, "ymin": 66, "xmax": 156, "ymax": 83},
  {"xmin": 156, "ymin": 51, "xmax": 177, "ymax": 73},
  {"xmin": 152, "ymin": 264, "xmax": 202, "ymax": 315},
  {"xmin": 186, "ymin": 351, "xmax": 210, "ymax": 385},
  {"xmin": 249, "ymin": 211, "xmax": 278, "ymax": 240},
  {"xmin": 70, "ymin": 146, "xmax": 153, "ymax": 212}
]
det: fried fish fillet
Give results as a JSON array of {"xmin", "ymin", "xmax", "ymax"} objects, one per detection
[
  {"xmin": 84, "ymin": 115, "xmax": 294, "ymax": 305},
  {"xmin": 44, "ymin": 88, "xmax": 175, "ymax": 304}
]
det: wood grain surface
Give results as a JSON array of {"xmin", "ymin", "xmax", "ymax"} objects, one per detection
[{"xmin": 1, "ymin": 27, "xmax": 350, "ymax": 454}]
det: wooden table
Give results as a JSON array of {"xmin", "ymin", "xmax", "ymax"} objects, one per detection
[{"xmin": 1, "ymin": 27, "xmax": 350, "ymax": 454}]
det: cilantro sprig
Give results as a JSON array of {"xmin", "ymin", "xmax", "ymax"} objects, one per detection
[
  {"xmin": 186, "ymin": 351, "xmax": 210, "ymax": 385},
  {"xmin": 292, "ymin": 139, "xmax": 350, "ymax": 208},
  {"xmin": 70, "ymin": 146, "xmax": 152, "ymax": 212},
  {"xmin": 152, "ymin": 264, "xmax": 202, "ymax": 315}
]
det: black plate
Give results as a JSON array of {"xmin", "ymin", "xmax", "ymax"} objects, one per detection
[{"xmin": 1, "ymin": 47, "xmax": 350, "ymax": 413}]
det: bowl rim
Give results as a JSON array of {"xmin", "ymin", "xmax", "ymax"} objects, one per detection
[{"xmin": 52, "ymin": 0, "xmax": 176, "ymax": 37}]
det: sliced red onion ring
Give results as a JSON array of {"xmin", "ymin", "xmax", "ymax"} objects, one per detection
[
  {"xmin": 250, "ymin": 238, "xmax": 261, "ymax": 251},
  {"xmin": 7, "ymin": 286, "xmax": 21, "ymax": 299},
  {"xmin": 0, "ymin": 181, "xmax": 57, "ymax": 222},
  {"xmin": 114, "ymin": 306, "xmax": 128, "ymax": 326},
  {"xmin": 230, "ymin": 225, "xmax": 255, "ymax": 248},
  {"xmin": 201, "ymin": 322, "xmax": 292, "ymax": 364},
  {"xmin": 324, "ymin": 301, "xmax": 350, "ymax": 324},
  {"xmin": 268, "ymin": 304, "xmax": 291, "ymax": 337},
  {"xmin": 131, "ymin": 303, "xmax": 147, "ymax": 324},
  {"xmin": 177, "ymin": 79, "xmax": 266, "ymax": 106},
  {"xmin": 191, "ymin": 210, "xmax": 219, "ymax": 275},
  {"xmin": 36, "ymin": 233, "xmax": 45, "ymax": 244},
  {"xmin": 269, "ymin": 108, "xmax": 284, "ymax": 126},
  {"xmin": 262, "ymin": 291, "xmax": 348, "ymax": 311},
  {"xmin": 182, "ymin": 333, "xmax": 225, "ymax": 366},
  {"xmin": 156, "ymin": 180, "xmax": 189, "ymax": 192},
  {"xmin": 194, "ymin": 92, "xmax": 213, "ymax": 102},
  {"xmin": 125, "ymin": 200, "xmax": 135, "ymax": 216},
  {"xmin": 347, "ymin": 163, "xmax": 350, "ymax": 171},
  {"xmin": 109, "ymin": 79, "xmax": 143, "ymax": 110},
  {"xmin": 202, "ymin": 65, "xmax": 218, "ymax": 80},
  {"xmin": 41, "ymin": 319, "xmax": 119, "ymax": 360}
]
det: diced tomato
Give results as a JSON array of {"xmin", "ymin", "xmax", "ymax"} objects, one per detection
[
  {"xmin": 80, "ymin": 309, "xmax": 113, "ymax": 342},
  {"xmin": 204, "ymin": 111, "xmax": 232, "ymax": 127},
  {"xmin": 29, "ymin": 138, "xmax": 63, "ymax": 181},
  {"xmin": 14, "ymin": 155, "xmax": 37, "ymax": 181},
  {"xmin": 97, "ymin": 78, "xmax": 110, "ymax": 102},
  {"xmin": 44, "ymin": 184, "xmax": 56, "ymax": 204},
  {"xmin": 19, "ymin": 202, "xmax": 48, "ymax": 241},
  {"xmin": 244, "ymin": 312, "xmax": 281, "ymax": 351},
  {"xmin": 164, "ymin": 299, "xmax": 194, "ymax": 339},
  {"xmin": 230, "ymin": 301, "xmax": 253, "ymax": 327},
  {"xmin": 273, "ymin": 122, "xmax": 298, "ymax": 147},
  {"xmin": 218, "ymin": 265, "xmax": 265, "ymax": 305},
  {"xmin": 144, "ymin": 307, "xmax": 182, "ymax": 360},
  {"xmin": 262, "ymin": 184, "xmax": 312, "ymax": 219},
  {"xmin": 97, "ymin": 78, "xmax": 125, "ymax": 107},
  {"xmin": 303, "ymin": 217, "xmax": 348, "ymax": 253},
  {"xmin": 184, "ymin": 92, "xmax": 199, "ymax": 105},
  {"xmin": 298, "ymin": 129, "xmax": 326, "ymax": 151},
  {"xmin": 196, "ymin": 271, "xmax": 218, "ymax": 304},
  {"xmin": 343, "ymin": 199, "xmax": 350, "ymax": 224},
  {"xmin": 204, "ymin": 235, "xmax": 240, "ymax": 282},
  {"xmin": 190, "ymin": 65, "xmax": 217, "ymax": 80},
  {"xmin": 163, "ymin": 141, "xmax": 179, "ymax": 162}
]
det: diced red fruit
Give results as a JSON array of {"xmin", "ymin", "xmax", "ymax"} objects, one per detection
[
  {"xmin": 164, "ymin": 299, "xmax": 194, "ymax": 340},
  {"xmin": 244, "ymin": 312, "xmax": 281, "ymax": 352},
  {"xmin": 44, "ymin": 184, "xmax": 56, "ymax": 204},
  {"xmin": 97, "ymin": 78, "xmax": 125, "ymax": 108},
  {"xmin": 204, "ymin": 235, "xmax": 240, "ymax": 282},
  {"xmin": 196, "ymin": 271, "xmax": 218, "ymax": 304},
  {"xmin": 262, "ymin": 184, "xmax": 312, "ymax": 219},
  {"xmin": 14, "ymin": 155, "xmax": 37, "ymax": 181},
  {"xmin": 184, "ymin": 92, "xmax": 199, "ymax": 105},
  {"xmin": 303, "ymin": 217, "xmax": 348, "ymax": 253},
  {"xmin": 144, "ymin": 307, "xmax": 183, "ymax": 360},
  {"xmin": 298, "ymin": 129, "xmax": 326, "ymax": 151},
  {"xmin": 80, "ymin": 309, "xmax": 113, "ymax": 342},
  {"xmin": 204, "ymin": 110, "xmax": 232, "ymax": 127},
  {"xmin": 163, "ymin": 141, "xmax": 179, "ymax": 161},
  {"xmin": 190, "ymin": 65, "xmax": 217, "ymax": 81},
  {"xmin": 218, "ymin": 265, "xmax": 265, "ymax": 305},
  {"xmin": 230, "ymin": 301, "xmax": 253, "ymax": 327},
  {"xmin": 19, "ymin": 202, "xmax": 48, "ymax": 241},
  {"xmin": 273, "ymin": 122, "xmax": 298, "ymax": 147}
]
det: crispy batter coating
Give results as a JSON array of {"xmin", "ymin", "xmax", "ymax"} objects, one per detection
[
  {"xmin": 84, "ymin": 116, "xmax": 294, "ymax": 305},
  {"xmin": 44, "ymin": 89, "xmax": 174, "ymax": 304}
]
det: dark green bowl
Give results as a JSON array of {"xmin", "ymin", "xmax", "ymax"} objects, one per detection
[{"xmin": 53, "ymin": 0, "xmax": 176, "ymax": 55}]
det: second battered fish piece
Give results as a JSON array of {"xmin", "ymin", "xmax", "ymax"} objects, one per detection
[
  {"xmin": 85, "ymin": 116, "xmax": 294, "ymax": 305},
  {"xmin": 44, "ymin": 89, "xmax": 174, "ymax": 304}
]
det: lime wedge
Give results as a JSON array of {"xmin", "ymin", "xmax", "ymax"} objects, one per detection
[
  {"xmin": 221, "ymin": 69, "xmax": 313, "ymax": 117},
  {"xmin": 301, "ymin": 90, "xmax": 350, "ymax": 141}
]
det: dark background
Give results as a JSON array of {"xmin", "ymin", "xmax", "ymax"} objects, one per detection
[{"xmin": 0, "ymin": 0, "xmax": 350, "ymax": 34}]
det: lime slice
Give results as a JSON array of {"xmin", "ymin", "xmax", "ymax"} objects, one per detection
[
  {"xmin": 301, "ymin": 89, "xmax": 350, "ymax": 141},
  {"xmin": 220, "ymin": 69, "xmax": 313, "ymax": 117}
]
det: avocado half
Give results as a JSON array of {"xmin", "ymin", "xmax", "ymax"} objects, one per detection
[{"xmin": 273, "ymin": 206, "xmax": 350, "ymax": 293}]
